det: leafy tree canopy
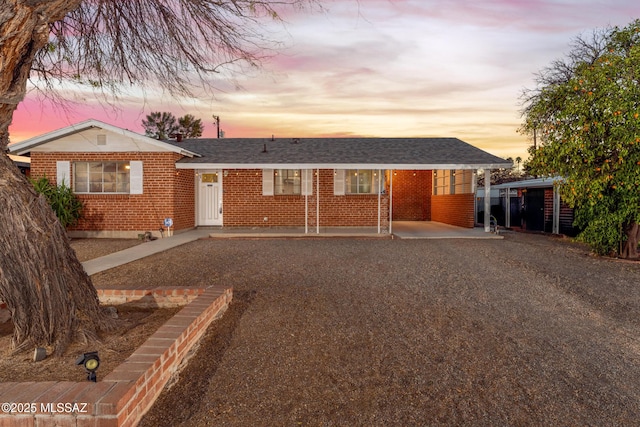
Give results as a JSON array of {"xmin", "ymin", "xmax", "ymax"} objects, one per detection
[
  {"xmin": 521, "ymin": 19, "xmax": 640, "ymax": 258},
  {"xmin": 178, "ymin": 114, "xmax": 204, "ymax": 138},
  {"xmin": 142, "ymin": 112, "xmax": 204, "ymax": 139},
  {"xmin": 142, "ymin": 111, "xmax": 179, "ymax": 140}
]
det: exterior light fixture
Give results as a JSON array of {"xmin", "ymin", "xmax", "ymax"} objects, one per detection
[{"xmin": 76, "ymin": 351, "xmax": 100, "ymax": 382}]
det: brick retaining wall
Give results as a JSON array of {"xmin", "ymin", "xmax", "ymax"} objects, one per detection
[{"xmin": 0, "ymin": 286, "xmax": 232, "ymax": 427}]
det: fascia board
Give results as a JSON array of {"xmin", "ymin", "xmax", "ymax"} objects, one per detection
[
  {"xmin": 8, "ymin": 119, "xmax": 200, "ymax": 158},
  {"xmin": 175, "ymin": 162, "xmax": 513, "ymax": 170}
]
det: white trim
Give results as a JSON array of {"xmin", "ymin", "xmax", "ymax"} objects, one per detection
[
  {"xmin": 305, "ymin": 193, "xmax": 309, "ymax": 234},
  {"xmin": 9, "ymin": 119, "xmax": 199, "ymax": 157},
  {"xmin": 333, "ymin": 169, "xmax": 345, "ymax": 195},
  {"xmin": 301, "ymin": 169, "xmax": 313, "ymax": 196},
  {"xmin": 130, "ymin": 161, "xmax": 143, "ymax": 194},
  {"xmin": 197, "ymin": 169, "xmax": 223, "ymax": 226},
  {"xmin": 175, "ymin": 162, "xmax": 511, "ymax": 170},
  {"xmin": 377, "ymin": 169, "xmax": 381, "ymax": 234},
  {"xmin": 389, "ymin": 170, "xmax": 393, "ymax": 234},
  {"xmin": 262, "ymin": 169, "xmax": 274, "ymax": 196},
  {"xmin": 484, "ymin": 169, "xmax": 491, "ymax": 232},
  {"xmin": 553, "ymin": 186, "xmax": 561, "ymax": 234},
  {"xmin": 491, "ymin": 176, "xmax": 564, "ymax": 189},
  {"xmin": 56, "ymin": 161, "xmax": 70, "ymax": 186}
]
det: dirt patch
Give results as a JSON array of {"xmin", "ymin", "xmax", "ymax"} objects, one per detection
[
  {"xmin": 5, "ymin": 233, "xmax": 640, "ymax": 425},
  {"xmin": 70, "ymin": 238, "xmax": 143, "ymax": 262},
  {"xmin": 0, "ymin": 304, "xmax": 179, "ymax": 382},
  {"xmin": 124, "ymin": 233, "xmax": 640, "ymax": 426}
]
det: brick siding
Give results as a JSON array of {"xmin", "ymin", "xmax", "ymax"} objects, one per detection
[
  {"xmin": 223, "ymin": 169, "xmax": 390, "ymax": 228},
  {"xmin": 30, "ymin": 153, "xmax": 476, "ymax": 232},
  {"xmin": 431, "ymin": 193, "xmax": 475, "ymax": 228},
  {"xmin": 391, "ymin": 170, "xmax": 432, "ymax": 221},
  {"xmin": 30, "ymin": 152, "xmax": 195, "ymax": 236}
]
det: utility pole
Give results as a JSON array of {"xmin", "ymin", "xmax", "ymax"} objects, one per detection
[{"xmin": 212, "ymin": 115, "xmax": 220, "ymax": 138}]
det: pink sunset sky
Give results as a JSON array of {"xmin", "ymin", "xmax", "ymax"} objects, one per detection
[{"xmin": 8, "ymin": 0, "xmax": 640, "ymax": 160}]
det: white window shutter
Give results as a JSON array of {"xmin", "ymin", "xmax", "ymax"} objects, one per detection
[
  {"xmin": 334, "ymin": 169, "xmax": 345, "ymax": 195},
  {"xmin": 56, "ymin": 161, "xmax": 70, "ymax": 187},
  {"xmin": 130, "ymin": 161, "xmax": 143, "ymax": 194},
  {"xmin": 301, "ymin": 169, "xmax": 313, "ymax": 196},
  {"xmin": 262, "ymin": 169, "xmax": 274, "ymax": 196}
]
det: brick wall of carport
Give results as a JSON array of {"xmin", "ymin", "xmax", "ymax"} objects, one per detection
[
  {"xmin": 431, "ymin": 194, "xmax": 475, "ymax": 228},
  {"xmin": 391, "ymin": 170, "xmax": 432, "ymax": 221}
]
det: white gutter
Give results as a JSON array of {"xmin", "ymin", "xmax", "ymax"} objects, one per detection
[{"xmin": 175, "ymin": 162, "xmax": 512, "ymax": 170}]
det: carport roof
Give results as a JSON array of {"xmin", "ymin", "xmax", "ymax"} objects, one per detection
[{"xmin": 173, "ymin": 137, "xmax": 511, "ymax": 170}]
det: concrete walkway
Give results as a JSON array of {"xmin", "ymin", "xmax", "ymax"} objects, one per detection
[
  {"xmin": 81, "ymin": 228, "xmax": 212, "ymax": 275},
  {"xmin": 391, "ymin": 221, "xmax": 504, "ymax": 239},
  {"xmin": 207, "ymin": 226, "xmax": 386, "ymax": 238},
  {"xmin": 207, "ymin": 221, "xmax": 504, "ymax": 240}
]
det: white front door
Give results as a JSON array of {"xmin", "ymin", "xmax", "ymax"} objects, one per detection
[{"xmin": 198, "ymin": 170, "xmax": 223, "ymax": 226}]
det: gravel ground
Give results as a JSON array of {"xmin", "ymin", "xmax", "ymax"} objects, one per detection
[
  {"xmin": 70, "ymin": 238, "xmax": 142, "ymax": 262},
  {"xmin": 89, "ymin": 233, "xmax": 640, "ymax": 426}
]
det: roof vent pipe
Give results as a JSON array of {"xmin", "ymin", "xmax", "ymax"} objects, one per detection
[{"xmin": 262, "ymin": 143, "xmax": 267, "ymax": 153}]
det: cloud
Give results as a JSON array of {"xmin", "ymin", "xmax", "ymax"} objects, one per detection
[{"xmin": 9, "ymin": 0, "xmax": 640, "ymax": 162}]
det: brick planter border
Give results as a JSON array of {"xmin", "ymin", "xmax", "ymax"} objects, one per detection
[{"xmin": 0, "ymin": 285, "xmax": 232, "ymax": 427}]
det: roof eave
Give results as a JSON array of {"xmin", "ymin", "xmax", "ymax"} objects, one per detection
[
  {"xmin": 8, "ymin": 119, "xmax": 200, "ymax": 158},
  {"xmin": 176, "ymin": 162, "xmax": 513, "ymax": 170}
]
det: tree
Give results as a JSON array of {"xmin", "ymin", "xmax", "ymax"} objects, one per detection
[
  {"xmin": 142, "ymin": 111, "xmax": 179, "ymax": 140},
  {"xmin": 178, "ymin": 114, "xmax": 204, "ymax": 138},
  {"xmin": 142, "ymin": 112, "xmax": 204, "ymax": 139},
  {"xmin": 521, "ymin": 20, "xmax": 640, "ymax": 258},
  {"xmin": 31, "ymin": 177, "xmax": 83, "ymax": 228},
  {"xmin": 515, "ymin": 156, "xmax": 522, "ymax": 172},
  {"xmin": 0, "ymin": 0, "xmax": 316, "ymax": 355}
]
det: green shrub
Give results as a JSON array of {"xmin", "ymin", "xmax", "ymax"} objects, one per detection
[{"xmin": 30, "ymin": 176, "xmax": 83, "ymax": 228}]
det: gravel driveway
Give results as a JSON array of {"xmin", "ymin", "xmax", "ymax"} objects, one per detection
[{"xmin": 91, "ymin": 232, "xmax": 640, "ymax": 426}]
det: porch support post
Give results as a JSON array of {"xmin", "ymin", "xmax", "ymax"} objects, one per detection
[
  {"xmin": 389, "ymin": 170, "xmax": 393, "ymax": 234},
  {"xmin": 305, "ymin": 192, "xmax": 308, "ymax": 234},
  {"xmin": 505, "ymin": 186, "xmax": 511, "ymax": 228},
  {"xmin": 484, "ymin": 169, "xmax": 491, "ymax": 232},
  {"xmin": 377, "ymin": 169, "xmax": 381, "ymax": 234},
  {"xmin": 316, "ymin": 168, "xmax": 320, "ymax": 234},
  {"xmin": 552, "ymin": 185, "xmax": 560, "ymax": 234}
]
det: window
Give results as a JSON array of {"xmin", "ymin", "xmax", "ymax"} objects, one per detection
[
  {"xmin": 74, "ymin": 161, "xmax": 131, "ymax": 193},
  {"xmin": 453, "ymin": 170, "xmax": 473, "ymax": 194},
  {"xmin": 274, "ymin": 169, "xmax": 301, "ymax": 195},
  {"xmin": 345, "ymin": 169, "xmax": 383, "ymax": 194},
  {"xmin": 433, "ymin": 170, "xmax": 474, "ymax": 195}
]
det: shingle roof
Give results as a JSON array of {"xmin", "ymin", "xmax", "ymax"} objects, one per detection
[{"xmin": 172, "ymin": 137, "xmax": 511, "ymax": 169}]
